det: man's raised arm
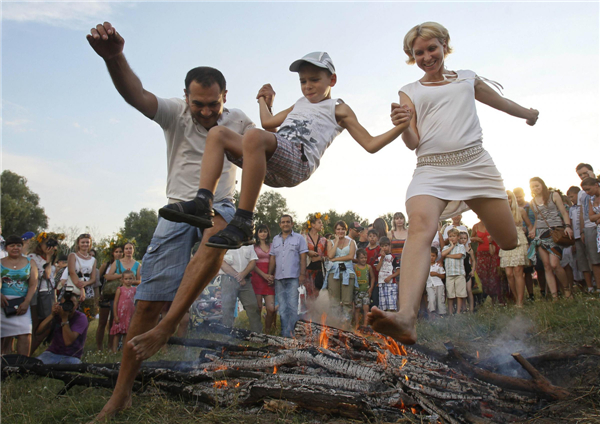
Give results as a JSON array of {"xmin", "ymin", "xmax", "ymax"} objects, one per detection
[{"xmin": 87, "ymin": 22, "xmax": 158, "ymax": 119}]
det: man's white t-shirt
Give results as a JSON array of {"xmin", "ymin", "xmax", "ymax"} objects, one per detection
[
  {"xmin": 153, "ymin": 97, "xmax": 254, "ymax": 204},
  {"xmin": 219, "ymin": 245, "xmax": 258, "ymax": 275}
]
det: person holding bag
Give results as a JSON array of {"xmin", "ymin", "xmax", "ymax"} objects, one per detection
[
  {"xmin": 1, "ymin": 235, "xmax": 39, "ymax": 356},
  {"xmin": 527, "ymin": 177, "xmax": 574, "ymax": 300},
  {"xmin": 304, "ymin": 213, "xmax": 328, "ymax": 299},
  {"xmin": 96, "ymin": 244, "xmax": 123, "ymax": 351}
]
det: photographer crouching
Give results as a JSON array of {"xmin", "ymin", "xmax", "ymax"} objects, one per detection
[{"xmin": 35, "ymin": 287, "xmax": 88, "ymax": 364}]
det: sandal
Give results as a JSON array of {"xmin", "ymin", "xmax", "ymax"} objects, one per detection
[
  {"xmin": 159, "ymin": 199, "xmax": 214, "ymax": 229},
  {"xmin": 206, "ymin": 216, "xmax": 255, "ymax": 249}
]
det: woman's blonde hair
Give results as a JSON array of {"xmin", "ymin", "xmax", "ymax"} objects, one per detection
[
  {"xmin": 506, "ymin": 190, "xmax": 523, "ymax": 226},
  {"xmin": 403, "ymin": 22, "xmax": 453, "ymax": 65}
]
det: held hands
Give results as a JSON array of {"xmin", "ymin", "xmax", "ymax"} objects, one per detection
[
  {"xmin": 529, "ymin": 229, "xmax": 536, "ymax": 239},
  {"xmin": 256, "ymin": 84, "xmax": 276, "ymax": 108},
  {"xmin": 390, "ymin": 103, "xmax": 413, "ymax": 126},
  {"xmin": 526, "ymin": 108, "xmax": 539, "ymax": 126},
  {"xmin": 86, "ymin": 22, "xmax": 125, "ymax": 60},
  {"xmin": 266, "ymin": 274, "xmax": 275, "ymax": 285}
]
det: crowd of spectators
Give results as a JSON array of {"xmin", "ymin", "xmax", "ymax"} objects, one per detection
[{"xmin": 1, "ymin": 163, "xmax": 599, "ymax": 359}]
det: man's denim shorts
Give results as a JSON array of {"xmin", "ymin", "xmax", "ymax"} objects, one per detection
[{"xmin": 135, "ymin": 198, "xmax": 235, "ymax": 302}]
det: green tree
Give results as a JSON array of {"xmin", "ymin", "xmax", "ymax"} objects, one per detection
[
  {"xmin": 1, "ymin": 170, "xmax": 48, "ymax": 236},
  {"xmin": 120, "ymin": 208, "xmax": 158, "ymax": 260},
  {"xmin": 314, "ymin": 210, "xmax": 367, "ymax": 235},
  {"xmin": 254, "ymin": 191, "xmax": 297, "ymax": 236}
]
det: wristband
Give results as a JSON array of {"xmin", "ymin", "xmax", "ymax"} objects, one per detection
[
  {"xmin": 565, "ymin": 224, "xmax": 572, "ymax": 229},
  {"xmin": 61, "ymin": 321, "xmax": 69, "ymax": 327}
]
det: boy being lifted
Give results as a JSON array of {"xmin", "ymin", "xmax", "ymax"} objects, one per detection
[{"xmin": 159, "ymin": 52, "xmax": 412, "ymax": 249}]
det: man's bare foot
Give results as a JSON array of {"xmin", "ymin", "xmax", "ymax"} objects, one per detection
[
  {"xmin": 367, "ymin": 307, "xmax": 417, "ymax": 345},
  {"xmin": 91, "ymin": 393, "xmax": 132, "ymax": 422},
  {"xmin": 128, "ymin": 326, "xmax": 171, "ymax": 361}
]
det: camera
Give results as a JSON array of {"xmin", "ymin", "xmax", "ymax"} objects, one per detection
[
  {"xmin": 61, "ymin": 287, "xmax": 75, "ymax": 313},
  {"xmin": 46, "ymin": 238, "xmax": 58, "ymax": 248},
  {"xmin": 339, "ymin": 263, "xmax": 347, "ymax": 271}
]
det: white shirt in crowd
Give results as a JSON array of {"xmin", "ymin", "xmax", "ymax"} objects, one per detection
[
  {"xmin": 427, "ymin": 263, "xmax": 445, "ymax": 288},
  {"xmin": 219, "ymin": 245, "xmax": 258, "ymax": 275}
]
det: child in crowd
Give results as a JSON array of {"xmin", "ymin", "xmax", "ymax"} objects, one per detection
[
  {"xmin": 459, "ymin": 231, "xmax": 476, "ymax": 312},
  {"xmin": 110, "ymin": 270, "xmax": 137, "ymax": 352},
  {"xmin": 365, "ymin": 229, "xmax": 381, "ymax": 309},
  {"xmin": 159, "ymin": 52, "xmax": 412, "ymax": 249},
  {"xmin": 353, "ymin": 249, "xmax": 375, "ymax": 328},
  {"xmin": 375, "ymin": 237, "xmax": 400, "ymax": 312},
  {"xmin": 441, "ymin": 228, "xmax": 466, "ymax": 314},
  {"xmin": 426, "ymin": 247, "xmax": 446, "ymax": 316}
]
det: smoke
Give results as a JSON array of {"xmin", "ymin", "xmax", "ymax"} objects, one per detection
[
  {"xmin": 304, "ymin": 290, "xmax": 351, "ymax": 331},
  {"xmin": 483, "ymin": 315, "xmax": 537, "ymax": 377}
]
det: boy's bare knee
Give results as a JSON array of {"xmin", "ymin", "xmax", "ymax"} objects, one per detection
[{"xmin": 242, "ymin": 128, "xmax": 268, "ymax": 149}]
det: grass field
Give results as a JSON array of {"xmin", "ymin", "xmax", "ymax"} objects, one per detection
[{"xmin": 2, "ymin": 290, "xmax": 600, "ymax": 423}]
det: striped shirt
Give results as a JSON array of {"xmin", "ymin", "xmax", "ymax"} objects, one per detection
[{"xmin": 443, "ymin": 244, "xmax": 466, "ymax": 276}]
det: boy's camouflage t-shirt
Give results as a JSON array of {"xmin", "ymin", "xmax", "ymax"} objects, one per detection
[{"xmin": 354, "ymin": 264, "xmax": 371, "ymax": 292}]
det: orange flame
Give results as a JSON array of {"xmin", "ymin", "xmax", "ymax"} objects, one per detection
[
  {"xmin": 214, "ymin": 365, "xmax": 227, "ymax": 371},
  {"xmin": 411, "ymin": 407, "xmax": 417, "ymax": 414},
  {"xmin": 213, "ymin": 380, "xmax": 228, "ymax": 388},
  {"xmin": 273, "ymin": 366, "xmax": 278, "ymax": 374},
  {"xmin": 235, "ymin": 382, "xmax": 240, "ymax": 388},
  {"xmin": 476, "ymin": 351, "xmax": 480, "ymax": 359},
  {"xmin": 399, "ymin": 358, "xmax": 408, "ymax": 370},
  {"xmin": 376, "ymin": 351, "xmax": 389, "ymax": 366},
  {"xmin": 319, "ymin": 313, "xmax": 329, "ymax": 349},
  {"xmin": 405, "ymin": 375, "xmax": 409, "ymax": 382}
]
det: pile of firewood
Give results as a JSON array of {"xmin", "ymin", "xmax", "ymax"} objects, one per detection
[{"xmin": 3, "ymin": 320, "xmax": 596, "ymax": 424}]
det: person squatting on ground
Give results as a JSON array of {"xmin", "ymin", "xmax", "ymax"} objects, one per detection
[
  {"xmin": 35, "ymin": 289, "xmax": 89, "ymax": 364},
  {"xmin": 368, "ymin": 21, "xmax": 538, "ymax": 344},
  {"xmin": 86, "ymin": 21, "xmax": 255, "ymax": 420}
]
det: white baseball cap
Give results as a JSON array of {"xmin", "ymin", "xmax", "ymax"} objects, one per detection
[{"xmin": 289, "ymin": 52, "xmax": 336, "ymax": 74}]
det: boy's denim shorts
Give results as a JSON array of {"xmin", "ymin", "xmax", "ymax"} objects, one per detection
[{"xmin": 135, "ymin": 199, "xmax": 235, "ymax": 302}]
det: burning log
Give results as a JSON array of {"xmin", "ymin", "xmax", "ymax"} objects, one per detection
[{"xmin": 2, "ymin": 320, "xmax": 571, "ymax": 423}]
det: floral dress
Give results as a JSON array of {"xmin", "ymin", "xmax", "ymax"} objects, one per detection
[{"xmin": 110, "ymin": 286, "xmax": 136, "ymax": 335}]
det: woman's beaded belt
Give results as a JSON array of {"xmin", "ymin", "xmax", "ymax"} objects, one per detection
[{"xmin": 416, "ymin": 145, "xmax": 485, "ymax": 168}]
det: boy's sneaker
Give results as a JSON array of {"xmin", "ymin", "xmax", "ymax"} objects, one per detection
[
  {"xmin": 159, "ymin": 197, "xmax": 214, "ymax": 228},
  {"xmin": 206, "ymin": 216, "xmax": 255, "ymax": 249}
]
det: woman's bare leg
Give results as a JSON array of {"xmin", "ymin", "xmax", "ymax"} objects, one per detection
[
  {"xmin": 505, "ymin": 267, "xmax": 517, "ymax": 302},
  {"xmin": 96, "ymin": 307, "xmax": 109, "ymax": 350},
  {"xmin": 465, "ymin": 198, "xmax": 518, "ymax": 250},
  {"xmin": 513, "ymin": 265, "xmax": 525, "ymax": 306},
  {"xmin": 199, "ymin": 127, "xmax": 245, "ymax": 192},
  {"xmin": 264, "ymin": 295, "xmax": 276, "ymax": 334},
  {"xmin": 549, "ymin": 254, "xmax": 570, "ymax": 296},
  {"xmin": 16, "ymin": 334, "xmax": 31, "ymax": 356},
  {"xmin": 368, "ymin": 195, "xmax": 447, "ymax": 344},
  {"xmin": 537, "ymin": 248, "xmax": 558, "ymax": 297},
  {"xmin": 237, "ymin": 129, "xmax": 278, "ymax": 212}
]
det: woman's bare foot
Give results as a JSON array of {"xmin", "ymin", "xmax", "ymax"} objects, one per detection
[
  {"xmin": 91, "ymin": 393, "xmax": 132, "ymax": 422},
  {"xmin": 128, "ymin": 326, "xmax": 171, "ymax": 361},
  {"xmin": 367, "ymin": 307, "xmax": 417, "ymax": 345}
]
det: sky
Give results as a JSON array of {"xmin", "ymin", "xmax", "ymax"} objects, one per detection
[{"xmin": 2, "ymin": 1, "xmax": 599, "ymax": 239}]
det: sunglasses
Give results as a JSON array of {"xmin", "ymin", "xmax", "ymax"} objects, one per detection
[{"xmin": 79, "ymin": 234, "xmax": 91, "ymax": 238}]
